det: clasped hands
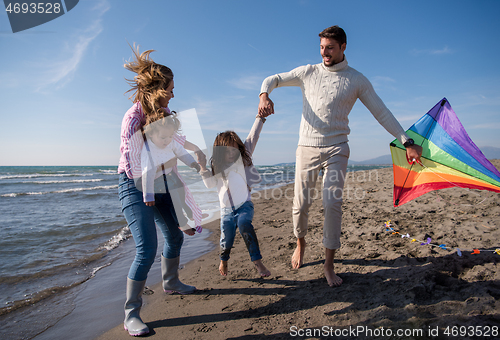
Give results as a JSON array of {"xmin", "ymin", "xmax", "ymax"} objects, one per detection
[{"xmin": 258, "ymin": 92, "xmax": 274, "ymax": 118}]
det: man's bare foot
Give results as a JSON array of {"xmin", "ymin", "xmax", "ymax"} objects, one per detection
[
  {"xmin": 324, "ymin": 248, "xmax": 342, "ymax": 286},
  {"xmin": 253, "ymin": 259, "xmax": 271, "ymax": 277},
  {"xmin": 324, "ymin": 264, "xmax": 343, "ymax": 287},
  {"xmin": 219, "ymin": 260, "xmax": 228, "ymax": 276},
  {"xmin": 291, "ymin": 237, "xmax": 306, "ymax": 269}
]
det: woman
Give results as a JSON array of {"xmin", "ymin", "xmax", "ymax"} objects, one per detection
[{"xmin": 118, "ymin": 45, "xmax": 205, "ymax": 336}]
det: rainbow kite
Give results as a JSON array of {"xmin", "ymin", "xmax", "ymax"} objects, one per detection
[{"xmin": 390, "ymin": 98, "xmax": 500, "ymax": 207}]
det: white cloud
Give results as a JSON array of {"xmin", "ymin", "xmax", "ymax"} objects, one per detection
[
  {"xmin": 187, "ymin": 99, "xmax": 213, "ymax": 116},
  {"xmin": 371, "ymin": 76, "xmax": 397, "ymax": 92},
  {"xmin": 227, "ymin": 75, "xmax": 263, "ymax": 91},
  {"xmin": 247, "ymin": 43, "xmax": 262, "ymax": 53},
  {"xmin": 35, "ymin": 0, "xmax": 110, "ymax": 91},
  {"xmin": 394, "ymin": 114, "xmax": 422, "ymax": 123},
  {"xmin": 430, "ymin": 46, "xmax": 453, "ymax": 55},
  {"xmin": 471, "ymin": 122, "xmax": 500, "ymax": 129},
  {"xmin": 410, "ymin": 45, "xmax": 453, "ymax": 56}
]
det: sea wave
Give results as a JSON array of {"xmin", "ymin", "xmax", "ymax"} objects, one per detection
[
  {"xmin": 1, "ymin": 185, "xmax": 118, "ymax": 197},
  {"xmin": 98, "ymin": 226, "xmax": 131, "ymax": 251},
  {"xmin": 261, "ymin": 171, "xmax": 284, "ymax": 175},
  {"xmin": 0, "ymin": 173, "xmax": 95, "ymax": 180},
  {"xmin": 2, "ymin": 179, "xmax": 105, "ymax": 185},
  {"xmin": 98, "ymin": 169, "xmax": 119, "ymax": 175}
]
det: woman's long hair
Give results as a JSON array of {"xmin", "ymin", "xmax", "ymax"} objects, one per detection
[
  {"xmin": 124, "ymin": 44, "xmax": 173, "ymax": 119},
  {"xmin": 210, "ymin": 131, "xmax": 253, "ymax": 176}
]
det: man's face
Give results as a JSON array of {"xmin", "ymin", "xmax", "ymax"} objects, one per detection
[{"xmin": 320, "ymin": 37, "xmax": 346, "ymax": 66}]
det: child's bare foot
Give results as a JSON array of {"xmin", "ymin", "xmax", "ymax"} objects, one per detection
[
  {"xmin": 253, "ymin": 259, "xmax": 271, "ymax": 277},
  {"xmin": 324, "ymin": 264, "xmax": 343, "ymax": 287},
  {"xmin": 219, "ymin": 260, "xmax": 228, "ymax": 276},
  {"xmin": 291, "ymin": 237, "xmax": 306, "ymax": 269}
]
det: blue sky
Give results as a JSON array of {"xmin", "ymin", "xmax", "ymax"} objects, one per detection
[{"xmin": 1, "ymin": 0, "xmax": 499, "ymax": 166}]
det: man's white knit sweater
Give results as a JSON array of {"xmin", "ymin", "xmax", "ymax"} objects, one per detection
[{"xmin": 260, "ymin": 58, "xmax": 410, "ymax": 147}]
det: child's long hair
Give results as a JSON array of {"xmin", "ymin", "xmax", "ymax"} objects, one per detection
[
  {"xmin": 210, "ymin": 131, "xmax": 253, "ymax": 176},
  {"xmin": 124, "ymin": 44, "xmax": 173, "ymax": 119},
  {"xmin": 143, "ymin": 111, "xmax": 181, "ymax": 140}
]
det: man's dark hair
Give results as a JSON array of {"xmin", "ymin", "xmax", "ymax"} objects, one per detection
[{"xmin": 319, "ymin": 26, "xmax": 347, "ymax": 46}]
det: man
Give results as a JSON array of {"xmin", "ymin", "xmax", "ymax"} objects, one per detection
[{"xmin": 258, "ymin": 25, "xmax": 422, "ymax": 287}]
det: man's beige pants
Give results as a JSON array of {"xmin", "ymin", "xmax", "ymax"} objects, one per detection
[{"xmin": 292, "ymin": 142, "xmax": 349, "ymax": 250}]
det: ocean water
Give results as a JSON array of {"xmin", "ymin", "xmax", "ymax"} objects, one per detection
[{"xmin": 0, "ymin": 166, "xmax": 124, "ymax": 314}]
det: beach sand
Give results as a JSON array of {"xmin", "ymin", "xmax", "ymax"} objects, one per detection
[{"xmin": 98, "ymin": 161, "xmax": 500, "ymax": 339}]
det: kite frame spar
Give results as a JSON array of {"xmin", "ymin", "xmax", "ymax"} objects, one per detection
[{"xmin": 390, "ymin": 98, "xmax": 500, "ymax": 207}]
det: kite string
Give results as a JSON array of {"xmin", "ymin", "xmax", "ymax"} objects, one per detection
[
  {"xmin": 395, "ymin": 161, "xmax": 415, "ymax": 205},
  {"xmin": 418, "ymin": 161, "xmax": 488, "ymax": 205},
  {"xmin": 395, "ymin": 99, "xmax": 447, "ymax": 206},
  {"xmin": 383, "ymin": 220, "xmax": 500, "ymax": 256}
]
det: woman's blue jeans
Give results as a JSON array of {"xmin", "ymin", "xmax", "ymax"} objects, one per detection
[
  {"xmin": 119, "ymin": 172, "xmax": 184, "ymax": 281},
  {"xmin": 220, "ymin": 201, "xmax": 262, "ymax": 262}
]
